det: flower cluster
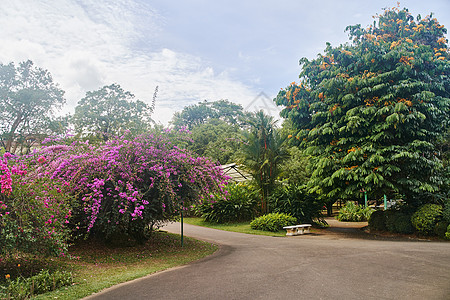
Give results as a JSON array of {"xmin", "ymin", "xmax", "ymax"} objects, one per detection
[{"xmin": 37, "ymin": 131, "xmax": 230, "ymax": 240}]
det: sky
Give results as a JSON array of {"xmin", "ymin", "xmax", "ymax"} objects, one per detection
[{"xmin": 0, "ymin": 0, "xmax": 449, "ymax": 125}]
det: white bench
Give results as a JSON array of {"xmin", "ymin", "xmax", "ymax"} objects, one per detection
[{"xmin": 283, "ymin": 224, "xmax": 312, "ymax": 236}]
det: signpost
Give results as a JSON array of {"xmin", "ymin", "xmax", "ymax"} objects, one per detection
[{"xmin": 180, "ymin": 209, "xmax": 184, "ymax": 247}]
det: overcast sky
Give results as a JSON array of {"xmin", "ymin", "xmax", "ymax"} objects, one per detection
[{"xmin": 1, "ymin": 0, "xmax": 449, "ymax": 125}]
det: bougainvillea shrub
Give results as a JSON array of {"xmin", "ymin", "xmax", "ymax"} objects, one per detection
[
  {"xmin": 0, "ymin": 152, "xmax": 72, "ymax": 257},
  {"xmin": 40, "ymin": 131, "xmax": 230, "ymax": 242}
]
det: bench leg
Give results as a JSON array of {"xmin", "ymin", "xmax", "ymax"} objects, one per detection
[
  {"xmin": 304, "ymin": 227, "xmax": 310, "ymax": 234},
  {"xmin": 297, "ymin": 228, "xmax": 304, "ymax": 235},
  {"xmin": 286, "ymin": 228, "xmax": 296, "ymax": 236}
]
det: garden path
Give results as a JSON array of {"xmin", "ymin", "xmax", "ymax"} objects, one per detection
[{"xmin": 85, "ymin": 221, "xmax": 450, "ymax": 300}]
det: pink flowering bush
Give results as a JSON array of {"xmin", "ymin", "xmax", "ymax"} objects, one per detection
[
  {"xmin": 0, "ymin": 152, "xmax": 72, "ymax": 257},
  {"xmin": 39, "ymin": 131, "xmax": 229, "ymax": 243}
]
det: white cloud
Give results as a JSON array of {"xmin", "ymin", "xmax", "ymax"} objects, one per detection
[{"xmin": 0, "ymin": 0, "xmax": 259, "ymax": 125}]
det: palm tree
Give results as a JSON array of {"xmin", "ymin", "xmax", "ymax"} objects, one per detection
[{"xmin": 239, "ymin": 111, "xmax": 288, "ymax": 213}]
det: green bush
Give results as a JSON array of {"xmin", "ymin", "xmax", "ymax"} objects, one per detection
[
  {"xmin": 0, "ymin": 269, "xmax": 72, "ymax": 299},
  {"xmin": 198, "ymin": 183, "xmax": 258, "ymax": 223},
  {"xmin": 394, "ymin": 214, "xmax": 415, "ymax": 234},
  {"xmin": 269, "ymin": 184, "xmax": 324, "ymax": 224},
  {"xmin": 434, "ymin": 221, "xmax": 449, "ymax": 238},
  {"xmin": 368, "ymin": 210, "xmax": 386, "ymax": 231},
  {"xmin": 411, "ymin": 204, "xmax": 443, "ymax": 235},
  {"xmin": 384, "ymin": 210, "xmax": 397, "ymax": 232},
  {"xmin": 445, "ymin": 224, "xmax": 450, "ymax": 240},
  {"xmin": 336, "ymin": 202, "xmax": 374, "ymax": 222},
  {"xmin": 442, "ymin": 202, "xmax": 450, "ymax": 223},
  {"xmin": 250, "ymin": 213, "xmax": 297, "ymax": 232}
]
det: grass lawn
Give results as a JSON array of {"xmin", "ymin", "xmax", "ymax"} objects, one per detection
[
  {"xmin": 1, "ymin": 231, "xmax": 217, "ymax": 300},
  {"xmin": 182, "ymin": 217, "xmax": 287, "ymax": 237}
]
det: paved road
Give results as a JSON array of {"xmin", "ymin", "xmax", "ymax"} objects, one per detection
[{"xmin": 86, "ymin": 222, "xmax": 450, "ymax": 300}]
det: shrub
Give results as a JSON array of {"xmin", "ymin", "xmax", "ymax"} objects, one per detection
[
  {"xmin": 394, "ymin": 214, "xmax": 415, "ymax": 234},
  {"xmin": 0, "ymin": 153, "xmax": 72, "ymax": 257},
  {"xmin": 384, "ymin": 210, "xmax": 397, "ymax": 232},
  {"xmin": 336, "ymin": 202, "xmax": 374, "ymax": 222},
  {"xmin": 434, "ymin": 221, "xmax": 449, "ymax": 238},
  {"xmin": 198, "ymin": 183, "xmax": 258, "ymax": 223},
  {"xmin": 368, "ymin": 210, "xmax": 386, "ymax": 231},
  {"xmin": 38, "ymin": 131, "xmax": 229, "ymax": 243},
  {"xmin": 0, "ymin": 269, "xmax": 72, "ymax": 299},
  {"xmin": 269, "ymin": 184, "xmax": 324, "ymax": 224},
  {"xmin": 250, "ymin": 213, "xmax": 297, "ymax": 232},
  {"xmin": 442, "ymin": 201, "xmax": 450, "ymax": 223},
  {"xmin": 445, "ymin": 224, "xmax": 450, "ymax": 240},
  {"xmin": 411, "ymin": 204, "xmax": 443, "ymax": 235}
]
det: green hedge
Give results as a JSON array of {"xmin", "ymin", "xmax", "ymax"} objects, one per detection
[
  {"xmin": 250, "ymin": 213, "xmax": 297, "ymax": 232},
  {"xmin": 411, "ymin": 204, "xmax": 443, "ymax": 235}
]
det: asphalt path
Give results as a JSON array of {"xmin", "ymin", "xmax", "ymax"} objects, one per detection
[{"xmin": 85, "ymin": 222, "xmax": 450, "ymax": 300}]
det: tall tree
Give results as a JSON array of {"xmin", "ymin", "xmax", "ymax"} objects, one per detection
[
  {"xmin": 189, "ymin": 119, "xmax": 242, "ymax": 164},
  {"xmin": 238, "ymin": 110, "xmax": 288, "ymax": 213},
  {"xmin": 73, "ymin": 84, "xmax": 153, "ymax": 141},
  {"xmin": 171, "ymin": 99, "xmax": 246, "ymax": 129},
  {"xmin": 276, "ymin": 6, "xmax": 449, "ymax": 206},
  {"xmin": 0, "ymin": 60, "xmax": 65, "ymax": 153}
]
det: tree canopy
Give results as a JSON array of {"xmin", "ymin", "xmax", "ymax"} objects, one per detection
[
  {"xmin": 72, "ymin": 84, "xmax": 153, "ymax": 141},
  {"xmin": 275, "ymin": 7, "xmax": 449, "ymax": 205},
  {"xmin": 171, "ymin": 99, "xmax": 246, "ymax": 129},
  {"xmin": 0, "ymin": 60, "xmax": 66, "ymax": 153}
]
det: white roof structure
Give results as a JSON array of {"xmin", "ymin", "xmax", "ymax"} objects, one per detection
[{"xmin": 221, "ymin": 163, "xmax": 252, "ymax": 182}]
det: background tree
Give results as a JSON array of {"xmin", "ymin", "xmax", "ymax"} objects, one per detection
[
  {"xmin": 189, "ymin": 118, "xmax": 242, "ymax": 164},
  {"xmin": 0, "ymin": 60, "xmax": 65, "ymax": 153},
  {"xmin": 72, "ymin": 84, "xmax": 153, "ymax": 141},
  {"xmin": 171, "ymin": 99, "xmax": 247, "ymax": 129},
  {"xmin": 238, "ymin": 110, "xmax": 288, "ymax": 213},
  {"xmin": 276, "ymin": 7, "xmax": 449, "ymax": 208}
]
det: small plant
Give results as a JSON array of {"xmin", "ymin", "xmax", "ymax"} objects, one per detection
[
  {"xmin": 0, "ymin": 269, "xmax": 72, "ymax": 299},
  {"xmin": 336, "ymin": 202, "xmax": 373, "ymax": 222},
  {"xmin": 368, "ymin": 210, "xmax": 386, "ymax": 231},
  {"xmin": 411, "ymin": 204, "xmax": 443, "ymax": 235},
  {"xmin": 250, "ymin": 213, "xmax": 297, "ymax": 232}
]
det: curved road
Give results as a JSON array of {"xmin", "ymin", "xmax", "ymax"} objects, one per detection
[{"xmin": 86, "ymin": 222, "xmax": 450, "ymax": 300}]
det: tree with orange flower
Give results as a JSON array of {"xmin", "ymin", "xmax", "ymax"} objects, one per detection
[{"xmin": 275, "ymin": 5, "xmax": 449, "ymax": 209}]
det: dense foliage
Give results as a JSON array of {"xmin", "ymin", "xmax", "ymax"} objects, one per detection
[
  {"xmin": 72, "ymin": 84, "xmax": 153, "ymax": 141},
  {"xmin": 336, "ymin": 201, "xmax": 373, "ymax": 222},
  {"xmin": 1, "ymin": 269, "xmax": 72, "ymax": 300},
  {"xmin": 411, "ymin": 203, "xmax": 443, "ymax": 234},
  {"xmin": 197, "ymin": 183, "xmax": 258, "ymax": 223},
  {"xmin": 250, "ymin": 213, "xmax": 297, "ymax": 232},
  {"xmin": 0, "ymin": 60, "xmax": 66, "ymax": 154},
  {"xmin": 172, "ymin": 99, "xmax": 246, "ymax": 129},
  {"xmin": 188, "ymin": 119, "xmax": 242, "ymax": 164},
  {"xmin": 38, "ymin": 131, "xmax": 229, "ymax": 242},
  {"xmin": 0, "ymin": 152, "xmax": 72, "ymax": 257},
  {"xmin": 269, "ymin": 184, "xmax": 324, "ymax": 224},
  {"xmin": 238, "ymin": 111, "xmax": 288, "ymax": 213},
  {"xmin": 275, "ymin": 7, "xmax": 449, "ymax": 206}
]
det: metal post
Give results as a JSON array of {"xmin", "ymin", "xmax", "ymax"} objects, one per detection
[
  {"xmin": 384, "ymin": 194, "xmax": 387, "ymax": 210},
  {"xmin": 180, "ymin": 209, "xmax": 184, "ymax": 247},
  {"xmin": 364, "ymin": 191, "xmax": 368, "ymax": 207}
]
